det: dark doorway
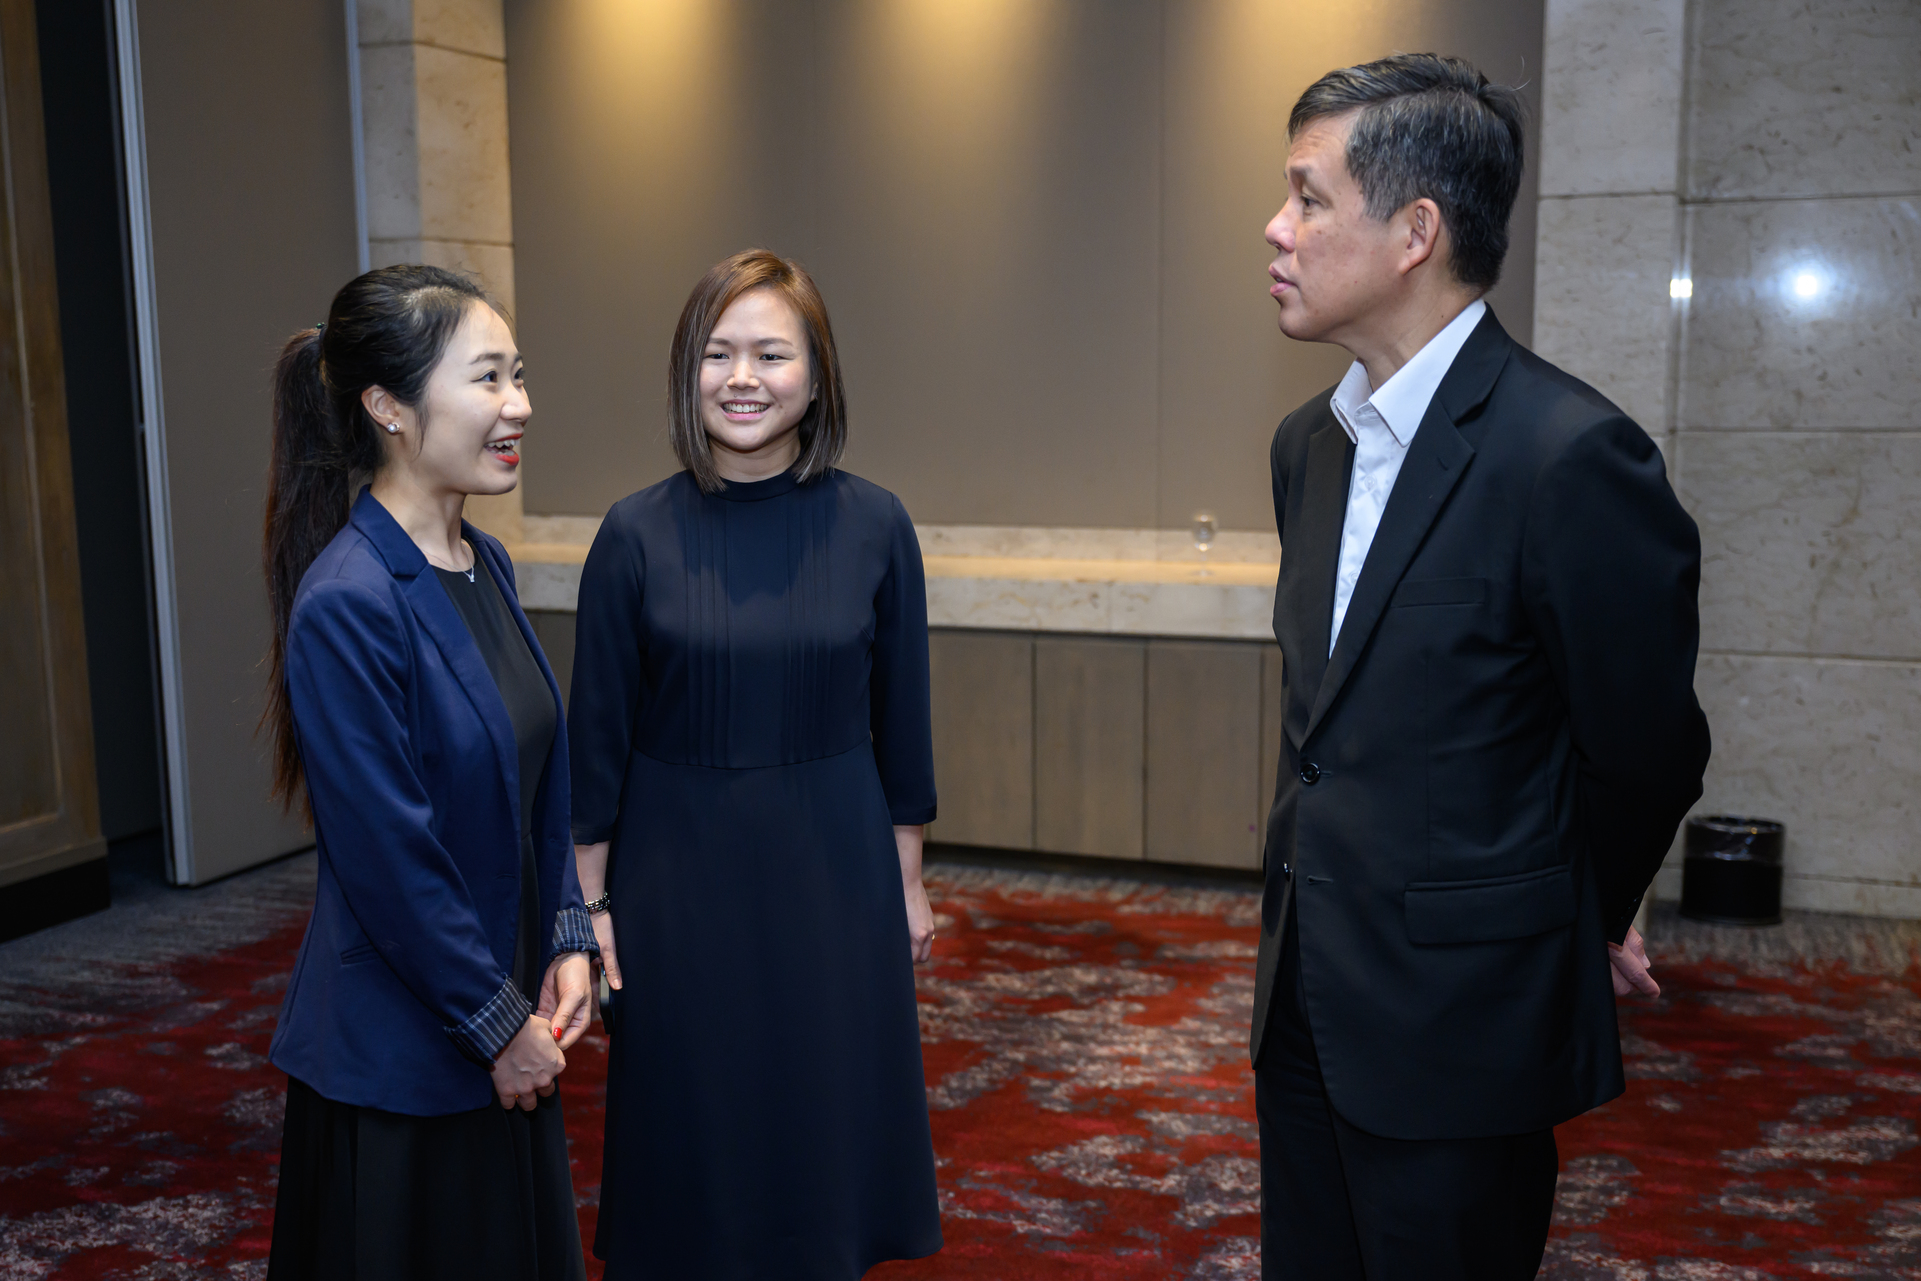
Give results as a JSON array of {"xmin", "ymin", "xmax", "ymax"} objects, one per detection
[{"xmin": 36, "ymin": 0, "xmax": 166, "ymax": 882}]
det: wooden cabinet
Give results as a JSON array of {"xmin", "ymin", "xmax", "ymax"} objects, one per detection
[
  {"xmin": 925, "ymin": 628, "xmax": 1276, "ymax": 872},
  {"xmin": 928, "ymin": 630, "xmax": 1034, "ymax": 849},
  {"xmin": 0, "ymin": 0, "xmax": 105, "ymax": 900},
  {"xmin": 1035, "ymin": 636, "xmax": 1145, "ymax": 859},
  {"xmin": 1144, "ymin": 640, "xmax": 1263, "ymax": 869}
]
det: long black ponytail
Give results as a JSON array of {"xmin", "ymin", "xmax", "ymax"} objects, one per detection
[{"xmin": 263, "ymin": 264, "xmax": 493, "ymax": 812}]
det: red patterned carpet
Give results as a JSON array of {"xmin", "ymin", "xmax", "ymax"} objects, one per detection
[{"xmin": 1, "ymin": 856, "xmax": 1918, "ymax": 1279}]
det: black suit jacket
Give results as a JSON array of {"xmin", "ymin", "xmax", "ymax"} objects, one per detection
[{"xmin": 1251, "ymin": 310, "xmax": 1710, "ymax": 1141}]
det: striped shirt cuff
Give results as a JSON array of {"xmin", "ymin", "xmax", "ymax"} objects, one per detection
[
  {"xmin": 549, "ymin": 905, "xmax": 600, "ymax": 963},
  {"xmin": 445, "ymin": 977, "xmax": 533, "ymax": 1066}
]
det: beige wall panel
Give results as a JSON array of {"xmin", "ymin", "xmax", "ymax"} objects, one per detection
[
  {"xmin": 1693, "ymin": 654, "xmax": 1920, "ymax": 914},
  {"xmin": 507, "ymin": 0, "xmax": 1542, "ymax": 529},
  {"xmin": 1156, "ymin": 0, "xmax": 1544, "ymax": 533},
  {"xmin": 504, "ymin": 0, "xmax": 819, "ymax": 516},
  {"xmin": 1533, "ymin": 194, "xmax": 1679, "ymax": 432},
  {"xmin": 1681, "ymin": 432, "xmax": 1921, "ymax": 661},
  {"xmin": 1145, "ymin": 639, "xmax": 1261, "ymax": 868},
  {"xmin": 1034, "ymin": 636, "xmax": 1145, "ymax": 859},
  {"xmin": 1685, "ymin": 0, "xmax": 1921, "ymax": 201},
  {"xmin": 928, "ymin": 629, "xmax": 1034, "ymax": 849},
  {"xmin": 1678, "ymin": 198, "xmax": 1920, "ymax": 431},
  {"xmin": 1257, "ymin": 644, "xmax": 1286, "ymax": 861},
  {"xmin": 808, "ymin": 0, "xmax": 1162, "ymax": 530},
  {"xmin": 137, "ymin": 0, "xmax": 357, "ymax": 880}
]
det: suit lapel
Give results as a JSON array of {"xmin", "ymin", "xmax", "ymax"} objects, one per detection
[
  {"xmin": 352, "ymin": 492, "xmax": 522, "ymax": 823},
  {"xmin": 1301, "ymin": 312, "xmax": 1512, "ymax": 741},
  {"xmin": 1283, "ymin": 419, "xmax": 1354, "ymax": 727}
]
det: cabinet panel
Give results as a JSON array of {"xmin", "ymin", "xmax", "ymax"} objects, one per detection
[
  {"xmin": 928, "ymin": 629, "xmax": 1034, "ymax": 849},
  {"xmin": 1257, "ymin": 645, "xmax": 1287, "ymax": 866},
  {"xmin": 0, "ymin": 0, "xmax": 104, "ymax": 890},
  {"xmin": 1035, "ymin": 636, "xmax": 1145, "ymax": 859},
  {"xmin": 1145, "ymin": 640, "xmax": 1262, "ymax": 868}
]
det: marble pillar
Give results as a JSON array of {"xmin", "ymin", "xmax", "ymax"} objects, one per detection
[
  {"xmin": 355, "ymin": 0, "xmax": 521, "ymax": 542},
  {"xmin": 1535, "ymin": 0, "xmax": 1921, "ymax": 916}
]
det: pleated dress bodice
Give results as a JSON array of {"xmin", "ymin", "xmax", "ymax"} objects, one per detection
[{"xmin": 570, "ymin": 467, "xmax": 936, "ymax": 841}]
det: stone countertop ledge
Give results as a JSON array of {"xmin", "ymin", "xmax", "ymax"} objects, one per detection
[{"xmin": 507, "ymin": 520, "xmax": 1281, "ymax": 640}]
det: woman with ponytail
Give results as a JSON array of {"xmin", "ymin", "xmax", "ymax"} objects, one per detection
[{"xmin": 260, "ymin": 265, "xmax": 596, "ymax": 1281}]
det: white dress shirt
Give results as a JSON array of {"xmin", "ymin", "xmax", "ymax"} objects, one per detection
[{"xmin": 1327, "ymin": 299, "xmax": 1486, "ymax": 655}]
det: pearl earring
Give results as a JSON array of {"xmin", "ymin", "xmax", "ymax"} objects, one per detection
[{"xmin": 386, "ymin": 423, "xmax": 399, "ymax": 434}]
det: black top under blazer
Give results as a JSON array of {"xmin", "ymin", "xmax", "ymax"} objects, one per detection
[{"xmin": 1252, "ymin": 310, "xmax": 1711, "ymax": 1142}]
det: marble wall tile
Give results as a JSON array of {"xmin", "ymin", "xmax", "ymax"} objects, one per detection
[
  {"xmin": 358, "ymin": 43, "xmax": 420, "ymax": 241},
  {"xmin": 356, "ymin": 0, "xmax": 413, "ymax": 47},
  {"xmin": 1678, "ymin": 197, "xmax": 1921, "ymax": 429},
  {"xmin": 1692, "ymin": 654, "xmax": 1921, "ymax": 891},
  {"xmin": 1680, "ymin": 431, "xmax": 1921, "ymax": 661},
  {"xmin": 1648, "ymin": 862, "xmax": 1921, "ymax": 918},
  {"xmin": 413, "ymin": 46, "xmax": 513, "ymax": 245},
  {"xmin": 369, "ymin": 238, "xmax": 516, "ymax": 317},
  {"xmin": 1687, "ymin": 0, "xmax": 1921, "ymax": 201},
  {"xmin": 523, "ymin": 514, "xmax": 603, "ymax": 545},
  {"xmin": 413, "ymin": 0, "xmax": 505, "ymax": 59},
  {"xmin": 514, "ymin": 560, "xmax": 581, "ymax": 612},
  {"xmin": 913, "ymin": 524, "xmax": 1280, "ymax": 565},
  {"xmin": 1539, "ymin": 0, "xmax": 1686, "ymax": 197},
  {"xmin": 926, "ymin": 576, "xmax": 1111, "ymax": 634},
  {"xmin": 919, "ymin": 525, "xmax": 1159, "ymax": 562},
  {"xmin": 359, "ymin": 0, "xmax": 505, "ymax": 58},
  {"xmin": 1109, "ymin": 581, "xmax": 1275, "ymax": 641},
  {"xmin": 1781, "ymin": 876, "xmax": 1921, "ymax": 919},
  {"xmin": 1533, "ymin": 194, "xmax": 1680, "ymax": 429}
]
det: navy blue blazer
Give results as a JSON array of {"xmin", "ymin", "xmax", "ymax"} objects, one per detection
[{"xmin": 268, "ymin": 490, "xmax": 596, "ymax": 1116}]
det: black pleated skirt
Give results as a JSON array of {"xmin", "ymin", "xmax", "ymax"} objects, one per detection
[{"xmin": 267, "ymin": 1076, "xmax": 586, "ymax": 1281}]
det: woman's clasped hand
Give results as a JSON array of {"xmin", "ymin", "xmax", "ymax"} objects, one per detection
[{"xmin": 490, "ymin": 952, "xmax": 595, "ymax": 1110}]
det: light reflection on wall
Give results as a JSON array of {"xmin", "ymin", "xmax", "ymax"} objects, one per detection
[
  {"xmin": 832, "ymin": 0, "xmax": 1058, "ymax": 253},
  {"xmin": 505, "ymin": 0, "xmax": 1546, "ymax": 526},
  {"xmin": 549, "ymin": 0, "xmax": 730, "ymax": 249}
]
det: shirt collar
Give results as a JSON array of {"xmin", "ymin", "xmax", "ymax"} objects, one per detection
[{"xmin": 1329, "ymin": 298, "xmax": 1487, "ymax": 448}]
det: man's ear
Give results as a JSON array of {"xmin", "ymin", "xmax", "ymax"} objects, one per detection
[{"xmin": 1399, "ymin": 197, "xmax": 1445, "ymax": 276}]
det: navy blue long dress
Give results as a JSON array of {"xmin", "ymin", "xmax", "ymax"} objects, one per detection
[{"xmin": 568, "ymin": 466, "xmax": 942, "ymax": 1279}]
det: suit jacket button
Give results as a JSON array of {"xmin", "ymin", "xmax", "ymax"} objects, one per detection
[{"xmin": 1299, "ymin": 762, "xmax": 1321, "ymax": 785}]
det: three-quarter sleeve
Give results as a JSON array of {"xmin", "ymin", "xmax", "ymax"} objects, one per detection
[
  {"xmin": 869, "ymin": 495, "xmax": 937, "ymax": 826},
  {"xmin": 568, "ymin": 504, "xmax": 648, "ymax": 844}
]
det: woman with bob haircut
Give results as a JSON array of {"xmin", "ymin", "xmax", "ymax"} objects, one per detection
[
  {"xmin": 568, "ymin": 248, "xmax": 942, "ymax": 1276},
  {"xmin": 261, "ymin": 264, "xmax": 598, "ymax": 1280}
]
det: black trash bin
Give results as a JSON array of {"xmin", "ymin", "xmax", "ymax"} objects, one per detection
[{"xmin": 1680, "ymin": 815, "xmax": 1784, "ymax": 926}]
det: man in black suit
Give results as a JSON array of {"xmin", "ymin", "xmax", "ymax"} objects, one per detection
[{"xmin": 1252, "ymin": 54, "xmax": 1710, "ymax": 1279}]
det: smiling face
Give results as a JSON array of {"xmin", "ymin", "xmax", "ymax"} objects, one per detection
[
  {"xmin": 698, "ymin": 287, "xmax": 816, "ymax": 479},
  {"xmin": 385, "ymin": 300, "xmax": 529, "ymax": 498},
  {"xmin": 1264, "ymin": 112, "xmax": 1410, "ymax": 348}
]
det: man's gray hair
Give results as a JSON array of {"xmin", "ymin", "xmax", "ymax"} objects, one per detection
[{"xmin": 1290, "ymin": 54, "xmax": 1525, "ymax": 291}]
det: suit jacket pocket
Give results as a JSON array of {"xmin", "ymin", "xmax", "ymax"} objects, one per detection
[
  {"xmin": 339, "ymin": 941, "xmax": 379, "ymax": 967},
  {"xmin": 1392, "ymin": 576, "xmax": 1487, "ymax": 608},
  {"xmin": 1404, "ymin": 864, "xmax": 1575, "ymax": 945}
]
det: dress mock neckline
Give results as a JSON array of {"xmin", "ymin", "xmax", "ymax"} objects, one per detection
[{"xmin": 712, "ymin": 467, "xmax": 801, "ymax": 502}]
